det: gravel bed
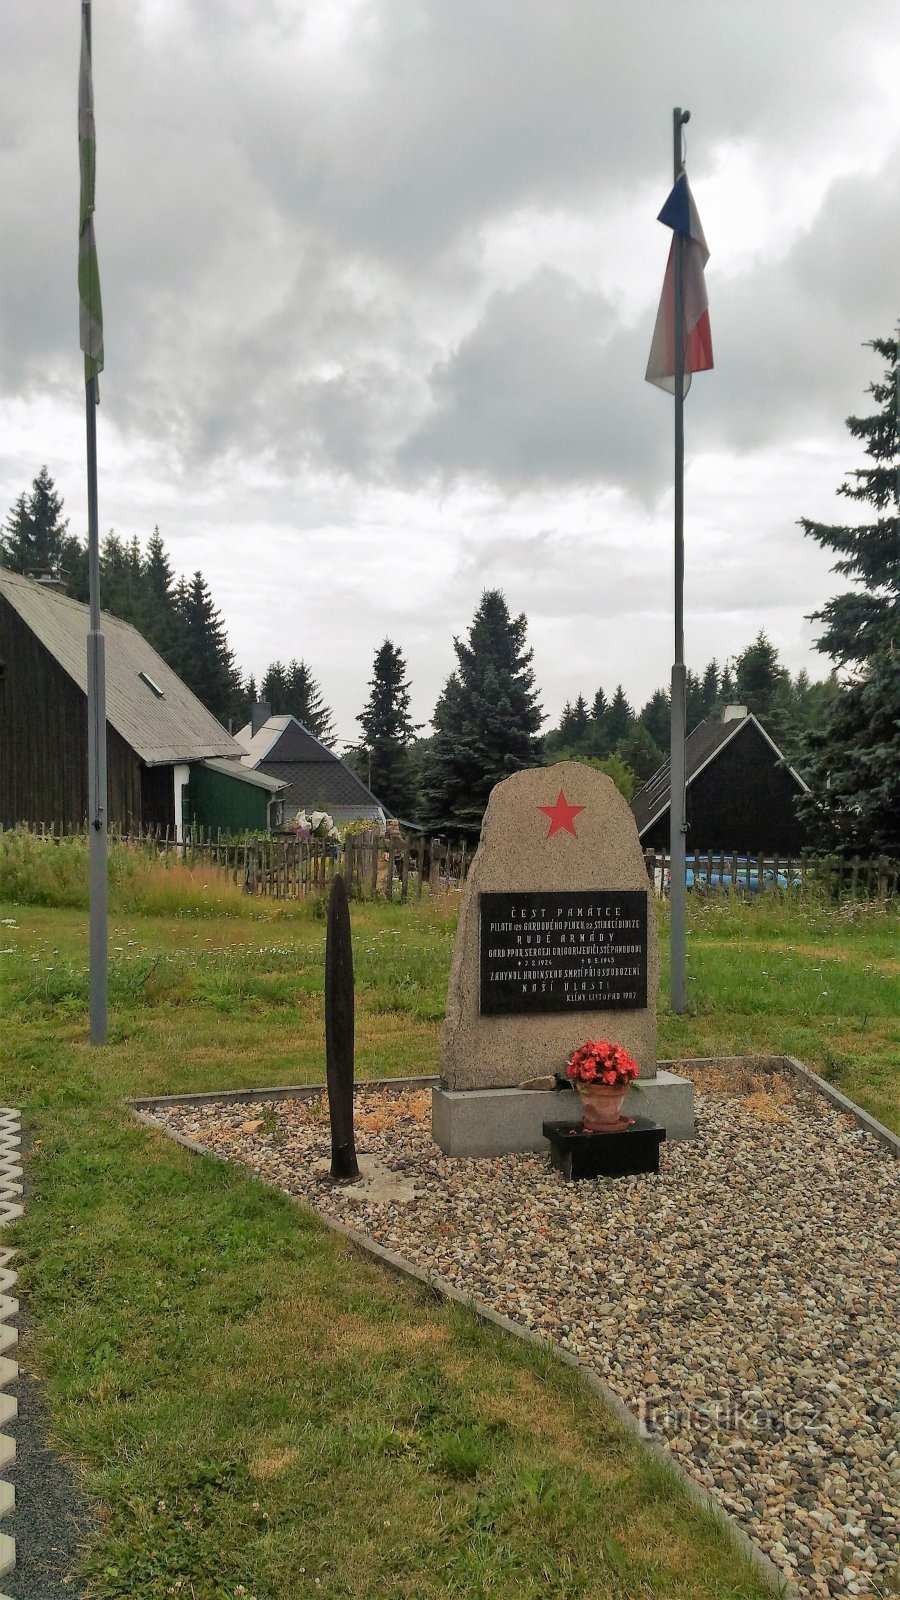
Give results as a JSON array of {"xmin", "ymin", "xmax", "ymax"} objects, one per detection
[{"xmin": 152, "ymin": 1070, "xmax": 899, "ymax": 1599}]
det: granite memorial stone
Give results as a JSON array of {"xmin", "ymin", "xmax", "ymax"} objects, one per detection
[
  {"xmin": 433, "ymin": 762, "xmax": 694, "ymax": 1154},
  {"xmin": 441, "ymin": 761, "xmax": 659, "ymax": 1089}
]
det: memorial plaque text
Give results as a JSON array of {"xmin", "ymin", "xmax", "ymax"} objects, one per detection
[{"xmin": 479, "ymin": 889, "xmax": 648, "ymax": 1015}]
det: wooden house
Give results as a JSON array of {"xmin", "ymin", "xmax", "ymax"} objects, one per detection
[
  {"xmin": 235, "ymin": 708, "xmax": 387, "ymax": 828},
  {"xmin": 0, "ymin": 568, "xmax": 284, "ymax": 835},
  {"xmin": 630, "ymin": 706, "xmax": 811, "ymax": 854}
]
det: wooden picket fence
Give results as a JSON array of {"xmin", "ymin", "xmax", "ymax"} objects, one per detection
[
  {"xmin": 642, "ymin": 847, "xmax": 899, "ymax": 900},
  {"xmin": 237, "ymin": 831, "xmax": 474, "ymax": 902},
  {"xmin": 8, "ymin": 821, "xmax": 473, "ymax": 902},
  {"xmin": 7, "ymin": 823, "xmax": 898, "ymax": 903}
]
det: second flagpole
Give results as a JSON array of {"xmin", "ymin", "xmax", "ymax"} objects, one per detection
[{"xmin": 669, "ymin": 106, "xmax": 689, "ymax": 1015}]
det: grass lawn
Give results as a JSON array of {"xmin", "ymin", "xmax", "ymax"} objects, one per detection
[{"xmin": 0, "ymin": 874, "xmax": 897, "ymax": 1599}]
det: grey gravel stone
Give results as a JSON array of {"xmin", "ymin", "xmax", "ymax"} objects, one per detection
[{"xmin": 154, "ymin": 1073, "xmax": 900, "ymax": 1600}]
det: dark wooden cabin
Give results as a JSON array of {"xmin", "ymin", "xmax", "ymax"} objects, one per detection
[
  {"xmin": 631, "ymin": 707, "xmax": 811, "ymax": 854},
  {"xmin": 0, "ymin": 568, "xmax": 248, "ymax": 833}
]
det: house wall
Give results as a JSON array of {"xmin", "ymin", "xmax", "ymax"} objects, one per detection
[
  {"xmin": 0, "ymin": 597, "xmax": 145, "ymax": 830},
  {"xmin": 642, "ymin": 721, "xmax": 809, "ymax": 853},
  {"xmin": 140, "ymin": 764, "xmax": 176, "ymax": 835},
  {"xmin": 184, "ymin": 763, "xmax": 270, "ymax": 834}
]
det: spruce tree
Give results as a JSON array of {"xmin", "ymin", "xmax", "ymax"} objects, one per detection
[
  {"xmin": 544, "ymin": 700, "xmax": 573, "ymax": 758},
  {"xmin": 569, "ymin": 693, "xmax": 590, "ymax": 745},
  {"xmin": 734, "ymin": 631, "xmax": 788, "ymax": 723},
  {"xmin": 586, "ymin": 687, "xmax": 611, "ymax": 757},
  {"xmin": 421, "ymin": 590, "xmax": 544, "ymax": 836},
  {"xmin": 357, "ymin": 640, "xmax": 419, "ymax": 818},
  {"xmin": 287, "ymin": 660, "xmax": 336, "ymax": 745},
  {"xmin": 685, "ymin": 669, "xmax": 707, "ymax": 733},
  {"xmin": 141, "ymin": 528, "xmax": 183, "ymax": 660},
  {"xmin": 797, "ymin": 335, "xmax": 900, "ymax": 852},
  {"xmin": 177, "ymin": 571, "xmax": 240, "ymax": 723},
  {"xmin": 639, "ymin": 688, "xmax": 669, "ymax": 750},
  {"xmin": 605, "ymin": 684, "xmax": 634, "ymax": 749},
  {"xmin": 262, "ymin": 661, "xmax": 287, "ymax": 712},
  {"xmin": 700, "ymin": 660, "xmax": 719, "ymax": 719},
  {"xmin": 100, "ymin": 532, "xmax": 144, "ymax": 625},
  {"xmin": 1, "ymin": 466, "xmax": 74, "ymax": 577},
  {"xmin": 259, "ymin": 658, "xmax": 335, "ymax": 742}
]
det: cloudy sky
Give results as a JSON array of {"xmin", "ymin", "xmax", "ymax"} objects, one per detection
[{"xmin": 2, "ymin": 1, "xmax": 899, "ymax": 746}]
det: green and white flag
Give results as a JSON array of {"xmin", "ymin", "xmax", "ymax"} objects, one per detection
[{"xmin": 78, "ymin": 1, "xmax": 103, "ymax": 388}]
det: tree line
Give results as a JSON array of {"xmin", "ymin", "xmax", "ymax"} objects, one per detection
[{"xmin": 2, "ymin": 331, "xmax": 896, "ymax": 852}]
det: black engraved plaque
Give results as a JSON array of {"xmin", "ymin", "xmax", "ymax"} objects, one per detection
[{"xmin": 479, "ymin": 890, "xmax": 648, "ymax": 1015}]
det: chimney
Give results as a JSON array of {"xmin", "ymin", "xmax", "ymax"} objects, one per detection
[
  {"xmin": 722, "ymin": 704, "xmax": 748, "ymax": 722},
  {"xmin": 33, "ymin": 572, "xmax": 69, "ymax": 593},
  {"xmin": 250, "ymin": 699, "xmax": 271, "ymax": 736}
]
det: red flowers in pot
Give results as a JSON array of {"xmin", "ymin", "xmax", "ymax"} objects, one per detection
[{"xmin": 565, "ymin": 1040, "xmax": 639, "ymax": 1131}]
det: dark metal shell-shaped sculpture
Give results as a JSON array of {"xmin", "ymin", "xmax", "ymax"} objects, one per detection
[{"xmin": 325, "ymin": 874, "xmax": 360, "ymax": 1181}]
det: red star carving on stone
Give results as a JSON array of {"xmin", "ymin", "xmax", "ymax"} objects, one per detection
[{"xmin": 538, "ymin": 790, "xmax": 585, "ymax": 838}]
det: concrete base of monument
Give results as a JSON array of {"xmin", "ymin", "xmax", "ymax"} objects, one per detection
[{"xmin": 432, "ymin": 1067, "xmax": 694, "ymax": 1156}]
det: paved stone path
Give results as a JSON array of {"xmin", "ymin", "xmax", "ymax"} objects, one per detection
[
  {"xmin": 0, "ymin": 1115, "xmax": 91, "ymax": 1600},
  {"xmin": 0, "ymin": 1108, "xmax": 23, "ymax": 1597}
]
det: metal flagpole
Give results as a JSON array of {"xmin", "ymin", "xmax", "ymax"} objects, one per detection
[
  {"xmin": 81, "ymin": 0, "xmax": 108, "ymax": 1044},
  {"xmin": 86, "ymin": 377, "xmax": 107, "ymax": 1044},
  {"xmin": 669, "ymin": 106, "xmax": 690, "ymax": 1015},
  {"xmin": 895, "ymin": 320, "xmax": 900, "ymax": 514}
]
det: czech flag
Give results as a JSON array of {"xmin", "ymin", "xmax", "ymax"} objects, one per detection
[{"xmin": 645, "ymin": 173, "xmax": 712, "ymax": 396}]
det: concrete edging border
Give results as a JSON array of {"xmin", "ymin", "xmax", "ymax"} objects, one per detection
[
  {"xmin": 129, "ymin": 1055, "xmax": 899, "ymax": 1158},
  {"xmin": 129, "ymin": 1074, "xmax": 441, "ymax": 1112}
]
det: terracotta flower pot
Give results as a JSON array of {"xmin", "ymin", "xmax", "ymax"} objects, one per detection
[{"xmin": 577, "ymin": 1081, "xmax": 628, "ymax": 1131}]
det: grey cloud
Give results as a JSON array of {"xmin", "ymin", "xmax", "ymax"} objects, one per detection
[
  {"xmin": 400, "ymin": 268, "xmax": 664, "ymax": 490},
  {"xmin": 402, "ymin": 139, "xmax": 900, "ymax": 497},
  {"xmin": 700, "ymin": 149, "xmax": 900, "ymax": 456},
  {"xmin": 2, "ymin": 0, "xmax": 900, "ymax": 499}
]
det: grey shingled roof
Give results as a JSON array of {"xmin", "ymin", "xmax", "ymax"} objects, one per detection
[
  {"xmin": 630, "ymin": 713, "xmax": 808, "ymax": 837},
  {"xmin": 237, "ymin": 713, "xmax": 387, "ymax": 815},
  {"xmin": 259, "ymin": 760, "xmax": 384, "ymax": 812},
  {"xmin": 0, "ymin": 568, "xmax": 242, "ymax": 765}
]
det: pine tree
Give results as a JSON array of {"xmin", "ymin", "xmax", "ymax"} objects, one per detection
[
  {"xmin": 796, "ymin": 335, "xmax": 900, "ymax": 852},
  {"xmin": 1, "ymin": 466, "xmax": 73, "ymax": 577},
  {"xmin": 718, "ymin": 662, "xmax": 736, "ymax": 705},
  {"xmin": 421, "ymin": 590, "xmax": 544, "ymax": 836},
  {"xmin": 357, "ymin": 640, "xmax": 419, "ymax": 818}
]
